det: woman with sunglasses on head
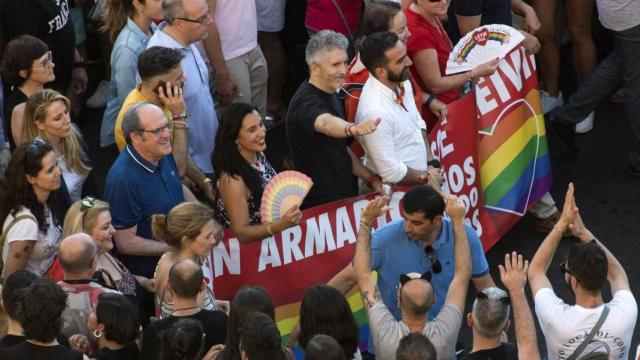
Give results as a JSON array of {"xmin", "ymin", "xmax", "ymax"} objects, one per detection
[
  {"xmin": 47, "ymin": 197, "xmax": 155, "ymax": 297},
  {"xmin": 101, "ymin": 0, "xmax": 164, "ymax": 148},
  {"xmin": 212, "ymin": 102, "xmax": 302, "ymax": 244},
  {"xmin": 0, "ymin": 140, "xmax": 62, "ymax": 281},
  {"xmin": 0, "ymin": 35, "xmax": 55, "ymax": 150},
  {"xmin": 151, "ymin": 202, "xmax": 226, "ymax": 318},
  {"xmin": 404, "ymin": 0, "xmax": 498, "ymax": 119},
  {"xmin": 21, "ymin": 89, "xmax": 94, "ymax": 214}
]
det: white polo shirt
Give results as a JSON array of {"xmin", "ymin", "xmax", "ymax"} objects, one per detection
[{"xmin": 355, "ymin": 76, "xmax": 427, "ymax": 184}]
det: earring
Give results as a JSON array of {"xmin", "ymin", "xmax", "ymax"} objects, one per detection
[{"xmin": 93, "ymin": 329, "xmax": 102, "ymax": 338}]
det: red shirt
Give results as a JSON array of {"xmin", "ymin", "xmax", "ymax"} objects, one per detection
[
  {"xmin": 404, "ymin": 7, "xmax": 459, "ymax": 105},
  {"xmin": 306, "ymin": 0, "xmax": 363, "ymax": 37}
]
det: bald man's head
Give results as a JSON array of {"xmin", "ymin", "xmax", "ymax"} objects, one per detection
[
  {"xmin": 399, "ymin": 279, "xmax": 434, "ymax": 318},
  {"xmin": 168, "ymin": 259, "xmax": 204, "ymax": 299},
  {"xmin": 58, "ymin": 233, "xmax": 97, "ymax": 277}
]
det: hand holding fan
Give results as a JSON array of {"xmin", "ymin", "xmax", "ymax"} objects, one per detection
[
  {"xmin": 261, "ymin": 171, "xmax": 314, "ymax": 223},
  {"xmin": 446, "ymin": 24, "xmax": 525, "ymax": 75}
]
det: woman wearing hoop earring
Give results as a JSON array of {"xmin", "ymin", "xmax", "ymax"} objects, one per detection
[{"xmin": 85, "ymin": 293, "xmax": 140, "ymax": 360}]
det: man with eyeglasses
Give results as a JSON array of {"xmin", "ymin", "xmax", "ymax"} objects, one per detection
[
  {"xmin": 147, "ymin": 0, "xmax": 218, "ymax": 175},
  {"xmin": 354, "ymin": 195, "xmax": 471, "ymax": 359},
  {"xmin": 331, "ymin": 185, "xmax": 494, "ymax": 326},
  {"xmin": 104, "ymin": 102, "xmax": 188, "ymax": 321},
  {"xmin": 528, "ymin": 184, "xmax": 637, "ymax": 360}
]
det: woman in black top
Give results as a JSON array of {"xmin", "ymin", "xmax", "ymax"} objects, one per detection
[
  {"xmin": 0, "ymin": 277, "xmax": 83, "ymax": 359},
  {"xmin": 0, "ymin": 35, "xmax": 55, "ymax": 150},
  {"xmin": 86, "ymin": 293, "xmax": 140, "ymax": 360}
]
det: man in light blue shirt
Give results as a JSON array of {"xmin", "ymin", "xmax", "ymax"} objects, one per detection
[{"xmin": 146, "ymin": 0, "xmax": 218, "ymax": 174}]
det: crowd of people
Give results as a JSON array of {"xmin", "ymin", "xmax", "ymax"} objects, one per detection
[{"xmin": 0, "ymin": 0, "xmax": 638, "ymax": 359}]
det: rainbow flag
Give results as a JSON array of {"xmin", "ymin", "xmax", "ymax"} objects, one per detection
[{"xmin": 478, "ymin": 89, "xmax": 552, "ymax": 217}]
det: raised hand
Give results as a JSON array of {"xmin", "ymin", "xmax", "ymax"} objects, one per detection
[
  {"xmin": 445, "ymin": 195, "xmax": 466, "ymax": 221},
  {"xmin": 499, "ymin": 251, "xmax": 529, "ymax": 293},
  {"xmin": 361, "ymin": 196, "xmax": 391, "ymax": 226}
]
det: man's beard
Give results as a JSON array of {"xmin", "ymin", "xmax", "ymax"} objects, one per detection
[{"xmin": 387, "ymin": 66, "xmax": 410, "ymax": 83}]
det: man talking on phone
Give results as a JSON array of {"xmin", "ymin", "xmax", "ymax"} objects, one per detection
[{"xmin": 114, "ymin": 46, "xmax": 215, "ymax": 202}]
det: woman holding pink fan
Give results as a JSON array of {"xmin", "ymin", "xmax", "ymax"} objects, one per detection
[{"xmin": 212, "ymin": 103, "xmax": 303, "ymax": 243}]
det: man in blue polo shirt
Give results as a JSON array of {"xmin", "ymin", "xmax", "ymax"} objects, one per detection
[
  {"xmin": 104, "ymin": 102, "xmax": 184, "ymax": 319},
  {"xmin": 331, "ymin": 185, "xmax": 494, "ymax": 321}
]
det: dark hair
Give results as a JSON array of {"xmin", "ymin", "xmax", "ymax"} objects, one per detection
[
  {"xmin": 359, "ymin": 31, "xmax": 400, "ymax": 74},
  {"xmin": 220, "ymin": 285, "xmax": 275, "ymax": 360},
  {"xmin": 168, "ymin": 259, "xmax": 204, "ymax": 298},
  {"xmin": 0, "ymin": 141, "xmax": 59, "ymax": 233},
  {"xmin": 160, "ymin": 318, "xmax": 204, "ymax": 360},
  {"xmin": 361, "ymin": 1, "xmax": 401, "ymax": 35},
  {"xmin": 566, "ymin": 242, "xmax": 608, "ymax": 293},
  {"xmin": 1, "ymin": 35, "xmax": 49, "ymax": 87},
  {"xmin": 96, "ymin": 293, "xmax": 139, "ymax": 344},
  {"xmin": 1, "ymin": 270, "xmax": 38, "ymax": 320},
  {"xmin": 299, "ymin": 285, "xmax": 359, "ymax": 359},
  {"xmin": 14, "ymin": 278, "xmax": 67, "ymax": 342},
  {"xmin": 239, "ymin": 312, "xmax": 282, "ymax": 360},
  {"xmin": 401, "ymin": 185, "xmax": 445, "ymax": 221},
  {"xmin": 212, "ymin": 103, "xmax": 264, "ymax": 208},
  {"xmin": 396, "ymin": 333, "xmax": 437, "ymax": 360},
  {"xmin": 138, "ymin": 46, "xmax": 185, "ymax": 81},
  {"xmin": 304, "ymin": 334, "xmax": 348, "ymax": 360},
  {"xmin": 102, "ymin": 0, "xmax": 148, "ymax": 42}
]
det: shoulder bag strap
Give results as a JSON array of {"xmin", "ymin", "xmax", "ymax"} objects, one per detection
[
  {"xmin": 330, "ymin": 0, "xmax": 354, "ymax": 41},
  {"xmin": 566, "ymin": 305, "xmax": 610, "ymax": 360}
]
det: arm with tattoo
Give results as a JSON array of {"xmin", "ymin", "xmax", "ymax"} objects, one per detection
[
  {"xmin": 354, "ymin": 197, "xmax": 390, "ymax": 311},
  {"xmin": 3, "ymin": 240, "xmax": 35, "ymax": 279}
]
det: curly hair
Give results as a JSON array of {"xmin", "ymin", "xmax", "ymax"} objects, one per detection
[
  {"xmin": 0, "ymin": 141, "xmax": 59, "ymax": 232},
  {"xmin": 299, "ymin": 285, "xmax": 359, "ymax": 359},
  {"xmin": 160, "ymin": 318, "xmax": 204, "ymax": 360},
  {"xmin": 14, "ymin": 278, "xmax": 67, "ymax": 342},
  {"xmin": 0, "ymin": 35, "xmax": 49, "ymax": 87}
]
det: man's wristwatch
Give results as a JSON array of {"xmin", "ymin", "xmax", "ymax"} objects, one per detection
[{"xmin": 427, "ymin": 159, "xmax": 441, "ymax": 169}]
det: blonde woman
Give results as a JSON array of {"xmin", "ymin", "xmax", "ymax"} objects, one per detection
[
  {"xmin": 151, "ymin": 202, "xmax": 226, "ymax": 318},
  {"xmin": 21, "ymin": 89, "xmax": 93, "ymax": 206},
  {"xmin": 48, "ymin": 197, "xmax": 155, "ymax": 297}
]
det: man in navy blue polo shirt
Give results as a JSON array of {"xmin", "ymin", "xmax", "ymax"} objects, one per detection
[
  {"xmin": 104, "ymin": 102, "xmax": 184, "ymax": 318},
  {"xmin": 331, "ymin": 186, "xmax": 495, "ymax": 320}
]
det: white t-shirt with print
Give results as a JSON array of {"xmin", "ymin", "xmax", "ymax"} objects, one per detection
[
  {"xmin": 535, "ymin": 288, "xmax": 637, "ymax": 360},
  {"xmin": 2, "ymin": 207, "xmax": 61, "ymax": 277}
]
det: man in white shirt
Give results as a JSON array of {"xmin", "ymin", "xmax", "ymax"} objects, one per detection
[
  {"xmin": 355, "ymin": 31, "xmax": 442, "ymax": 186},
  {"xmin": 528, "ymin": 184, "xmax": 637, "ymax": 360},
  {"xmin": 354, "ymin": 195, "xmax": 471, "ymax": 360}
]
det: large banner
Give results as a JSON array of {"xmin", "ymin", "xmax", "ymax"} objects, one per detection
[
  {"xmin": 429, "ymin": 44, "xmax": 551, "ymax": 249},
  {"xmin": 208, "ymin": 44, "xmax": 551, "ymax": 351}
]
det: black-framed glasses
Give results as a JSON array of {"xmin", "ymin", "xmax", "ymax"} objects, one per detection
[
  {"xmin": 32, "ymin": 51, "xmax": 53, "ymax": 68},
  {"xmin": 174, "ymin": 14, "xmax": 211, "ymax": 25},
  {"xmin": 139, "ymin": 123, "xmax": 170, "ymax": 135},
  {"xmin": 559, "ymin": 260, "xmax": 574, "ymax": 276},
  {"xmin": 424, "ymin": 245, "xmax": 442, "ymax": 274}
]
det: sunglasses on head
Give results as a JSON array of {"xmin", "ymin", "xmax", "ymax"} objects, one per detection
[
  {"xmin": 25, "ymin": 137, "xmax": 47, "ymax": 154},
  {"xmin": 559, "ymin": 260, "xmax": 574, "ymax": 276},
  {"xmin": 424, "ymin": 245, "xmax": 442, "ymax": 274},
  {"xmin": 81, "ymin": 196, "xmax": 96, "ymax": 210}
]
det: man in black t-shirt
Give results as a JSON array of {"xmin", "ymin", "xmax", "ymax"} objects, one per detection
[
  {"xmin": 0, "ymin": 0, "xmax": 87, "ymax": 94},
  {"xmin": 447, "ymin": 0, "xmax": 541, "ymax": 50},
  {"xmin": 141, "ymin": 260, "xmax": 227, "ymax": 360},
  {"xmin": 286, "ymin": 30, "xmax": 384, "ymax": 209}
]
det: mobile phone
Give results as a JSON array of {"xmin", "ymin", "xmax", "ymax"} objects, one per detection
[{"xmin": 153, "ymin": 80, "xmax": 169, "ymax": 95}]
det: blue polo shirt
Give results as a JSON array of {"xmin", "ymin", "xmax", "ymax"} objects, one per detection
[
  {"xmin": 104, "ymin": 145, "xmax": 184, "ymax": 278},
  {"xmin": 371, "ymin": 218, "xmax": 489, "ymax": 321}
]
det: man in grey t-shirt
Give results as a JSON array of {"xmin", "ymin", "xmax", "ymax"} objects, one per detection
[{"xmin": 354, "ymin": 195, "xmax": 471, "ymax": 360}]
